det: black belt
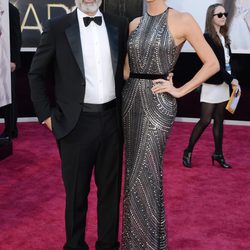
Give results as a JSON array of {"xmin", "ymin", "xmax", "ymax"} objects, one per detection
[
  {"xmin": 129, "ymin": 73, "xmax": 168, "ymax": 80},
  {"xmin": 81, "ymin": 99, "xmax": 116, "ymax": 113}
]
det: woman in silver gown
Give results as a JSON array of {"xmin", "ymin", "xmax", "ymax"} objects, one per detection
[{"xmin": 122, "ymin": 0, "xmax": 220, "ymax": 249}]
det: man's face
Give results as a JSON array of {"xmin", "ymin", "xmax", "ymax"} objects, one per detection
[{"xmin": 75, "ymin": 0, "xmax": 102, "ymax": 14}]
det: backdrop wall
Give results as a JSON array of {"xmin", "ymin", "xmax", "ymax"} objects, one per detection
[{"xmin": 3, "ymin": 0, "xmax": 249, "ymax": 121}]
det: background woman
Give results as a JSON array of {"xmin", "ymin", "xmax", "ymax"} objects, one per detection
[{"xmin": 183, "ymin": 3, "xmax": 241, "ymax": 169}]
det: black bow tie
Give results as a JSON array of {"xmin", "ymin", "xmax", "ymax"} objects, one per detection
[{"xmin": 83, "ymin": 16, "xmax": 102, "ymax": 27}]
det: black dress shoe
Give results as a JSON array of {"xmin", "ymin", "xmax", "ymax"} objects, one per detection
[
  {"xmin": 0, "ymin": 129, "xmax": 18, "ymax": 139},
  {"xmin": 212, "ymin": 154, "xmax": 231, "ymax": 168},
  {"xmin": 0, "ymin": 131, "xmax": 9, "ymax": 139},
  {"xmin": 0, "ymin": 136, "xmax": 11, "ymax": 144},
  {"xmin": 183, "ymin": 149, "xmax": 192, "ymax": 168}
]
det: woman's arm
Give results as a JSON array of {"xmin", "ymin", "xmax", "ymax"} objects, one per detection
[
  {"xmin": 152, "ymin": 12, "xmax": 220, "ymax": 97},
  {"xmin": 204, "ymin": 33, "xmax": 234, "ymax": 85}
]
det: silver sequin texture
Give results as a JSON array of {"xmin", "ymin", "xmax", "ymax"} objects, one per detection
[{"xmin": 122, "ymin": 9, "xmax": 183, "ymax": 250}]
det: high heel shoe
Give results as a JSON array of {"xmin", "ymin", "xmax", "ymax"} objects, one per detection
[
  {"xmin": 183, "ymin": 149, "xmax": 192, "ymax": 168},
  {"xmin": 212, "ymin": 154, "xmax": 231, "ymax": 168}
]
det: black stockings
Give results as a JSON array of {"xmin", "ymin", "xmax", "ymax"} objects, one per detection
[{"xmin": 186, "ymin": 101, "xmax": 227, "ymax": 154}]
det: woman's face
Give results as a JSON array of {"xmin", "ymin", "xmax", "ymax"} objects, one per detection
[{"xmin": 212, "ymin": 6, "xmax": 227, "ymax": 28}]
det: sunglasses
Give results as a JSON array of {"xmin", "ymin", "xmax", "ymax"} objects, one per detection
[{"xmin": 213, "ymin": 12, "xmax": 228, "ymax": 18}]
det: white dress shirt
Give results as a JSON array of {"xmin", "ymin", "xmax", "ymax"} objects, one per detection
[
  {"xmin": 219, "ymin": 35, "xmax": 231, "ymax": 73},
  {"xmin": 77, "ymin": 8, "xmax": 116, "ymax": 104}
]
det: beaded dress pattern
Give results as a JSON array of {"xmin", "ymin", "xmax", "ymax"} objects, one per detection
[{"xmin": 122, "ymin": 8, "xmax": 183, "ymax": 250}]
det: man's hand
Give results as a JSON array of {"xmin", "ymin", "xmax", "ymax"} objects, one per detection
[
  {"xmin": 10, "ymin": 62, "xmax": 16, "ymax": 72},
  {"xmin": 43, "ymin": 117, "xmax": 52, "ymax": 131}
]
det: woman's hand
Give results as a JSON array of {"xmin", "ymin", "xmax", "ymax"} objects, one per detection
[
  {"xmin": 231, "ymin": 78, "xmax": 239, "ymax": 86},
  {"xmin": 231, "ymin": 78, "xmax": 241, "ymax": 96},
  {"xmin": 151, "ymin": 73, "xmax": 182, "ymax": 98}
]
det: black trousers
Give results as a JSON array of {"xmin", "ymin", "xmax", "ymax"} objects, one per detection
[{"xmin": 58, "ymin": 108, "xmax": 122, "ymax": 250}]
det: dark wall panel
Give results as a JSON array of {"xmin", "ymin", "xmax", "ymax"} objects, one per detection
[
  {"xmin": 12, "ymin": 52, "xmax": 249, "ymax": 121},
  {"xmin": 103, "ymin": 0, "xmax": 143, "ymax": 21},
  {"xmin": 173, "ymin": 53, "xmax": 250, "ymax": 121}
]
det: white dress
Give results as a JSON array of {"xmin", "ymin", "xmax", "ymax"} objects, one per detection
[
  {"xmin": 200, "ymin": 35, "xmax": 230, "ymax": 104},
  {"xmin": 229, "ymin": 0, "xmax": 250, "ymax": 50}
]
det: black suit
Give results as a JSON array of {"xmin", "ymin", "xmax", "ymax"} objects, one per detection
[
  {"xmin": 204, "ymin": 33, "xmax": 234, "ymax": 86},
  {"xmin": 1, "ymin": 3, "xmax": 21, "ymax": 138},
  {"xmin": 29, "ymin": 9, "xmax": 128, "ymax": 250}
]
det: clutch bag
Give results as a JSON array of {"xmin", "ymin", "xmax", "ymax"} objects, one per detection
[{"xmin": 225, "ymin": 86, "xmax": 241, "ymax": 114}]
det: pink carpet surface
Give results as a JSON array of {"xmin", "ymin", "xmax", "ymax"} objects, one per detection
[{"xmin": 0, "ymin": 121, "xmax": 250, "ymax": 250}]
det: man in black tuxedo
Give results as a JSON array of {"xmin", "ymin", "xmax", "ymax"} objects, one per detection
[
  {"xmin": 29, "ymin": 0, "xmax": 128, "ymax": 249},
  {"xmin": 0, "ymin": 2, "xmax": 21, "ymax": 139}
]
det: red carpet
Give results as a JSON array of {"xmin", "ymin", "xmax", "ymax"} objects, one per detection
[{"xmin": 0, "ymin": 122, "xmax": 250, "ymax": 250}]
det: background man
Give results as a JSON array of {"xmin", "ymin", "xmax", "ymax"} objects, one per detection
[{"xmin": 0, "ymin": 2, "xmax": 22, "ymax": 139}]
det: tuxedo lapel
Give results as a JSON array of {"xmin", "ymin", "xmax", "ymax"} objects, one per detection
[
  {"xmin": 104, "ymin": 14, "xmax": 119, "ymax": 74},
  {"xmin": 65, "ymin": 11, "xmax": 85, "ymax": 77}
]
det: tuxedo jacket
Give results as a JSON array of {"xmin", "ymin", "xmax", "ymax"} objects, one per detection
[
  {"xmin": 9, "ymin": 3, "xmax": 22, "ymax": 69},
  {"xmin": 29, "ymin": 10, "xmax": 128, "ymax": 140},
  {"xmin": 204, "ymin": 33, "xmax": 234, "ymax": 86}
]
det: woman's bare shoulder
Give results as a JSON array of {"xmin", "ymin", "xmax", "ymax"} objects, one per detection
[
  {"xmin": 168, "ymin": 8, "xmax": 200, "ymax": 37},
  {"xmin": 169, "ymin": 8, "xmax": 196, "ymax": 24},
  {"xmin": 129, "ymin": 17, "xmax": 142, "ymax": 33}
]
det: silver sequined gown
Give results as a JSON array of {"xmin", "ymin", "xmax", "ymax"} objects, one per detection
[{"xmin": 122, "ymin": 9, "xmax": 183, "ymax": 250}]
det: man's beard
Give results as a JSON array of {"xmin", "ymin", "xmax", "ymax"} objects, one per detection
[{"xmin": 75, "ymin": 0, "xmax": 102, "ymax": 14}]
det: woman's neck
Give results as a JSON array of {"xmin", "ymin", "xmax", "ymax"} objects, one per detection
[
  {"xmin": 214, "ymin": 25, "xmax": 221, "ymax": 34},
  {"xmin": 147, "ymin": 1, "xmax": 168, "ymax": 16}
]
